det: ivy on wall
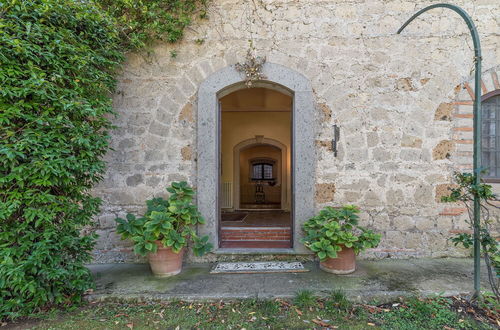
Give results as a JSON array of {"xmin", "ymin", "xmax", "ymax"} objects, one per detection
[
  {"xmin": 0, "ymin": 0, "xmax": 207, "ymax": 319},
  {"xmin": 98, "ymin": 0, "xmax": 208, "ymax": 50}
]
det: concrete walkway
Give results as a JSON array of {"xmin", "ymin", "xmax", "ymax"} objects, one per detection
[{"xmin": 87, "ymin": 258, "xmax": 489, "ymax": 303}]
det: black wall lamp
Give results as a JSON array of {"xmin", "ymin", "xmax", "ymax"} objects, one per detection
[{"xmin": 332, "ymin": 124, "xmax": 340, "ymax": 157}]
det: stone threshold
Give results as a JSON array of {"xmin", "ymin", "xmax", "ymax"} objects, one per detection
[
  {"xmin": 214, "ymin": 248, "xmax": 301, "ymax": 254},
  {"xmin": 220, "ymin": 226, "xmax": 291, "ymax": 230}
]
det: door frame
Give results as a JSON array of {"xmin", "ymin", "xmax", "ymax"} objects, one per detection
[
  {"xmin": 196, "ymin": 63, "xmax": 315, "ymax": 254},
  {"xmin": 232, "ymin": 138, "xmax": 288, "ymax": 211}
]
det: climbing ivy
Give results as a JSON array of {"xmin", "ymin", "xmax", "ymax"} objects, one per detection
[
  {"xmin": 98, "ymin": 0, "xmax": 208, "ymax": 50},
  {"xmin": 0, "ymin": 0, "xmax": 206, "ymax": 319}
]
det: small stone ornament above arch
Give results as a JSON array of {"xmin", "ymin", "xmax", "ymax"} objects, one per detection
[{"xmin": 235, "ymin": 48, "xmax": 266, "ymax": 88}]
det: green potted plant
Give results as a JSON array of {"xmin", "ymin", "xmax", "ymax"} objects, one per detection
[
  {"xmin": 114, "ymin": 181, "xmax": 212, "ymax": 277},
  {"xmin": 301, "ymin": 205, "xmax": 381, "ymax": 274}
]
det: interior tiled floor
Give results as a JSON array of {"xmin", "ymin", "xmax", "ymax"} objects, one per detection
[
  {"xmin": 221, "ymin": 211, "xmax": 291, "ymax": 227},
  {"xmin": 239, "ymin": 203, "xmax": 281, "ymax": 209}
]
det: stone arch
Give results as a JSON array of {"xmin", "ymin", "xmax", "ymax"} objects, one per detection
[
  {"xmin": 444, "ymin": 65, "xmax": 500, "ymax": 172},
  {"xmin": 233, "ymin": 137, "xmax": 289, "ymax": 211},
  {"xmin": 196, "ymin": 62, "xmax": 315, "ymax": 253}
]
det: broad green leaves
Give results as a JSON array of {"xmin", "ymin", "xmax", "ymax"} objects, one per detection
[
  {"xmin": 301, "ymin": 206, "xmax": 381, "ymax": 261},
  {"xmin": 115, "ymin": 182, "xmax": 213, "ymax": 257}
]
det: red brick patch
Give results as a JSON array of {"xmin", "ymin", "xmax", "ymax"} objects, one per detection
[
  {"xmin": 452, "ymin": 101, "xmax": 473, "ymax": 105},
  {"xmin": 464, "ymin": 83, "xmax": 475, "ymax": 100},
  {"xmin": 453, "ymin": 113, "xmax": 473, "ymax": 118},
  {"xmin": 439, "ymin": 208, "xmax": 467, "ymax": 216}
]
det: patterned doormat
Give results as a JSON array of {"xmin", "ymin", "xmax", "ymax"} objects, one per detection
[{"xmin": 210, "ymin": 261, "xmax": 308, "ymax": 274}]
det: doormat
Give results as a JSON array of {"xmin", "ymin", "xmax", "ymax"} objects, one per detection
[
  {"xmin": 210, "ymin": 261, "xmax": 308, "ymax": 274},
  {"xmin": 221, "ymin": 213, "xmax": 247, "ymax": 222}
]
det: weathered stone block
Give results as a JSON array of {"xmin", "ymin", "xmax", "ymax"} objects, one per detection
[
  {"xmin": 396, "ymin": 77, "xmax": 417, "ymax": 91},
  {"xmin": 415, "ymin": 216, "xmax": 436, "ymax": 231},
  {"xmin": 343, "ymin": 191, "xmax": 361, "ymax": 202},
  {"xmin": 435, "ymin": 184, "xmax": 458, "ymax": 202},
  {"xmin": 372, "ymin": 147, "xmax": 392, "ymax": 161},
  {"xmin": 386, "ymin": 189, "xmax": 404, "ymax": 205},
  {"xmin": 434, "ymin": 102, "xmax": 453, "ymax": 121},
  {"xmin": 364, "ymin": 190, "xmax": 382, "ymax": 207},
  {"xmin": 383, "ymin": 230, "xmax": 405, "ymax": 248},
  {"xmin": 149, "ymin": 121, "xmax": 170, "ymax": 137},
  {"xmin": 315, "ymin": 183, "xmax": 335, "ymax": 203},
  {"xmin": 98, "ymin": 214, "xmax": 116, "ymax": 229},
  {"xmin": 413, "ymin": 185, "xmax": 434, "ymax": 205},
  {"xmin": 392, "ymin": 215, "xmax": 415, "ymax": 231},
  {"xmin": 179, "ymin": 102, "xmax": 194, "ymax": 123},
  {"xmin": 318, "ymin": 103, "xmax": 332, "ymax": 122},
  {"xmin": 126, "ymin": 174, "xmax": 143, "ymax": 187},
  {"xmin": 315, "ymin": 140, "xmax": 333, "ymax": 152},
  {"xmin": 401, "ymin": 134, "xmax": 422, "ymax": 148},
  {"xmin": 366, "ymin": 131, "xmax": 379, "ymax": 148},
  {"xmin": 181, "ymin": 145, "xmax": 192, "ymax": 161},
  {"xmin": 399, "ymin": 149, "xmax": 421, "ymax": 161},
  {"xmin": 433, "ymin": 140, "xmax": 454, "ymax": 160},
  {"xmin": 146, "ymin": 175, "xmax": 162, "ymax": 188}
]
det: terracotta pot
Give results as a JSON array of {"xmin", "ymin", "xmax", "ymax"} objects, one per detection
[
  {"xmin": 319, "ymin": 246, "xmax": 356, "ymax": 274},
  {"xmin": 147, "ymin": 242, "xmax": 185, "ymax": 277}
]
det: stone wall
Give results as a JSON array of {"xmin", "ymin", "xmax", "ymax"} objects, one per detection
[{"xmin": 92, "ymin": 0, "xmax": 500, "ymax": 263}]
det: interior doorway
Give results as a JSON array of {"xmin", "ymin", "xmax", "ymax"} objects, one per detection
[{"xmin": 219, "ymin": 87, "xmax": 292, "ymax": 248}]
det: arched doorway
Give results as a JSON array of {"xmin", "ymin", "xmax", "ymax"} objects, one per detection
[
  {"xmin": 232, "ymin": 137, "xmax": 288, "ymax": 210},
  {"xmin": 218, "ymin": 87, "xmax": 292, "ymax": 248},
  {"xmin": 196, "ymin": 62, "xmax": 315, "ymax": 253}
]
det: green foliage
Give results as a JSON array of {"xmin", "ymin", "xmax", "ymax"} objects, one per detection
[
  {"xmin": 377, "ymin": 297, "xmax": 482, "ymax": 330},
  {"xmin": 478, "ymin": 291, "xmax": 500, "ymax": 320},
  {"xmin": 293, "ymin": 290, "xmax": 317, "ymax": 309},
  {"xmin": 1, "ymin": 0, "xmax": 207, "ymax": 319},
  {"xmin": 327, "ymin": 290, "xmax": 352, "ymax": 312},
  {"xmin": 115, "ymin": 182, "xmax": 213, "ymax": 256},
  {"xmin": 0, "ymin": 0, "xmax": 123, "ymax": 320},
  {"xmin": 442, "ymin": 172, "xmax": 500, "ymax": 298},
  {"xmin": 97, "ymin": 0, "xmax": 208, "ymax": 50},
  {"xmin": 8, "ymin": 296, "xmax": 493, "ymax": 329},
  {"xmin": 301, "ymin": 205, "xmax": 381, "ymax": 261}
]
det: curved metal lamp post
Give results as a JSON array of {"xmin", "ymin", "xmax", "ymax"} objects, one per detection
[{"xmin": 397, "ymin": 3, "xmax": 482, "ymax": 297}]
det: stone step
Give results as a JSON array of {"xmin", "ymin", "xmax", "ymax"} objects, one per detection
[{"xmin": 221, "ymin": 227, "xmax": 291, "ymax": 241}]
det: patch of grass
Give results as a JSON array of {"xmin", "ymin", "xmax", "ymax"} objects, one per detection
[
  {"xmin": 293, "ymin": 290, "xmax": 317, "ymax": 309},
  {"xmin": 5, "ymin": 296, "xmax": 493, "ymax": 330},
  {"xmin": 326, "ymin": 290, "xmax": 352, "ymax": 312},
  {"xmin": 375, "ymin": 297, "xmax": 488, "ymax": 330}
]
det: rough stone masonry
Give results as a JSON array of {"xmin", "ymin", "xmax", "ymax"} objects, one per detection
[{"xmin": 92, "ymin": 0, "xmax": 500, "ymax": 263}]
